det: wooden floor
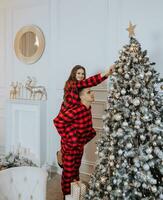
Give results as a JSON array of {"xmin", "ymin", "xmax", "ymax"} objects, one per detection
[{"xmin": 46, "ymin": 173, "xmax": 90, "ymax": 200}]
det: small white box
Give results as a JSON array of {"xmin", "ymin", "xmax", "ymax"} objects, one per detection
[{"xmin": 65, "ymin": 181, "xmax": 87, "ymax": 200}]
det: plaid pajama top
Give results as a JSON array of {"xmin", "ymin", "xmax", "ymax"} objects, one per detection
[
  {"xmin": 61, "ymin": 73, "xmax": 107, "ymax": 111},
  {"xmin": 54, "ymin": 103, "xmax": 96, "ymax": 150}
]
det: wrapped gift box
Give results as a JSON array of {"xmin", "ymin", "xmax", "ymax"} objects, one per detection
[{"xmin": 65, "ymin": 181, "xmax": 87, "ymax": 200}]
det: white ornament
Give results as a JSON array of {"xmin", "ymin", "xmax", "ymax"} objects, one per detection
[
  {"xmin": 139, "ymin": 73, "xmax": 144, "ymax": 79},
  {"xmin": 118, "ymin": 149, "xmax": 123, "ymax": 155},
  {"xmin": 117, "ymin": 128, "xmax": 123, "ymax": 136},
  {"xmin": 116, "ymin": 164, "xmax": 120, "ymax": 168},
  {"xmin": 150, "ymin": 178, "xmax": 157, "ymax": 185},
  {"xmin": 121, "ymin": 89, "xmax": 126, "ymax": 95},
  {"xmin": 125, "ymin": 102, "xmax": 129, "ymax": 107},
  {"xmin": 151, "ymin": 93, "xmax": 154, "ymax": 97},
  {"xmin": 146, "ymin": 71, "xmax": 152, "ymax": 76},
  {"xmin": 113, "ymin": 179, "xmax": 117, "ymax": 184},
  {"xmin": 133, "ymin": 168, "xmax": 138, "ymax": 172},
  {"xmin": 99, "ymin": 152, "xmax": 104, "ymax": 157},
  {"xmin": 124, "ymin": 181, "xmax": 128, "ymax": 186},
  {"xmin": 107, "ymin": 185, "xmax": 112, "ymax": 191},
  {"xmin": 133, "ymin": 98, "xmax": 140, "ymax": 106},
  {"xmin": 118, "ymin": 68, "xmax": 123, "ymax": 74},
  {"xmin": 143, "ymin": 164, "xmax": 150, "ymax": 171},
  {"xmin": 135, "ymin": 82, "xmax": 141, "ymax": 89},
  {"xmin": 125, "ymin": 74, "xmax": 130, "ymax": 79},
  {"xmin": 151, "ymin": 186, "xmax": 157, "ymax": 193},
  {"xmin": 126, "ymin": 143, "xmax": 132, "ymax": 149},
  {"xmin": 158, "ymin": 136, "xmax": 161, "ymax": 140},
  {"xmin": 89, "ymin": 190, "xmax": 94, "ymax": 196},
  {"xmin": 143, "ymin": 115, "xmax": 149, "ymax": 121},
  {"xmin": 146, "ymin": 148, "xmax": 152, "ymax": 154},
  {"xmin": 122, "ymin": 121, "xmax": 128, "ymax": 127},
  {"xmin": 135, "ymin": 120, "xmax": 141, "ymax": 126},
  {"xmin": 104, "ymin": 126, "xmax": 110, "ymax": 132},
  {"xmin": 109, "ymin": 155, "xmax": 115, "ymax": 160},
  {"xmin": 159, "ymin": 194, "xmax": 163, "ymax": 199},
  {"xmin": 155, "ymin": 119, "xmax": 161, "ymax": 125},
  {"xmin": 140, "ymin": 135, "xmax": 146, "ymax": 141},
  {"xmin": 153, "ymin": 142, "xmax": 157, "ymax": 146},
  {"xmin": 116, "ymin": 189, "xmax": 121, "ymax": 194},
  {"xmin": 114, "ymin": 113, "xmax": 122, "ymax": 121},
  {"xmin": 133, "ymin": 90, "xmax": 139, "ymax": 95},
  {"xmin": 142, "ymin": 183, "xmax": 147, "ymax": 188}
]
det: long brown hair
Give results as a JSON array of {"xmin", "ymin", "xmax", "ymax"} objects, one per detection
[{"xmin": 64, "ymin": 65, "xmax": 86, "ymax": 101}]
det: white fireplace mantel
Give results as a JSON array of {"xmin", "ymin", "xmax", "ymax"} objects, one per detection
[{"xmin": 6, "ymin": 99, "xmax": 47, "ymax": 166}]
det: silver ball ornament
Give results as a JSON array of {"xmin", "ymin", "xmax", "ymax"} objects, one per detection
[
  {"xmin": 143, "ymin": 163, "xmax": 150, "ymax": 171},
  {"xmin": 133, "ymin": 98, "xmax": 140, "ymax": 106},
  {"xmin": 118, "ymin": 149, "xmax": 123, "ymax": 155},
  {"xmin": 140, "ymin": 135, "xmax": 146, "ymax": 141},
  {"xmin": 150, "ymin": 100, "xmax": 154, "ymax": 106},
  {"xmin": 139, "ymin": 73, "xmax": 144, "ymax": 79},
  {"xmin": 135, "ymin": 82, "xmax": 141, "ymax": 89},
  {"xmin": 107, "ymin": 185, "xmax": 112, "ymax": 191},
  {"xmin": 125, "ymin": 74, "xmax": 130, "ymax": 79},
  {"xmin": 126, "ymin": 143, "xmax": 132, "ymax": 149},
  {"xmin": 114, "ymin": 113, "xmax": 122, "ymax": 121},
  {"xmin": 109, "ymin": 155, "xmax": 115, "ymax": 160},
  {"xmin": 155, "ymin": 119, "xmax": 161, "ymax": 125},
  {"xmin": 151, "ymin": 186, "xmax": 157, "ymax": 193},
  {"xmin": 122, "ymin": 121, "xmax": 128, "ymax": 127}
]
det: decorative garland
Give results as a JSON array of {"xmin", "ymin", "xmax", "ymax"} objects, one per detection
[{"xmin": 0, "ymin": 152, "xmax": 37, "ymax": 170}]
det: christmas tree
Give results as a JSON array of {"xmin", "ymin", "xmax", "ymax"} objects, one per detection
[{"xmin": 85, "ymin": 22, "xmax": 163, "ymax": 200}]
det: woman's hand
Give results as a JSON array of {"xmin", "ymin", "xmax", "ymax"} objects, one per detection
[{"xmin": 101, "ymin": 64, "xmax": 115, "ymax": 78}]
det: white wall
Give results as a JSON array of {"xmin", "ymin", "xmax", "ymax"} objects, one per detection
[{"xmin": 0, "ymin": 0, "xmax": 163, "ymax": 171}]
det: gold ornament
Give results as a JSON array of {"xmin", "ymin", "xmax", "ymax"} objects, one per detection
[{"xmin": 126, "ymin": 21, "xmax": 136, "ymax": 38}]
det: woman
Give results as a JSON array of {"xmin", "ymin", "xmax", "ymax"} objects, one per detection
[{"xmin": 54, "ymin": 64, "xmax": 114, "ymax": 168}]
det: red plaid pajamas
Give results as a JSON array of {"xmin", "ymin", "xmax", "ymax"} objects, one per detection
[
  {"xmin": 53, "ymin": 73, "xmax": 107, "ymax": 195},
  {"xmin": 54, "ymin": 104, "xmax": 96, "ymax": 195}
]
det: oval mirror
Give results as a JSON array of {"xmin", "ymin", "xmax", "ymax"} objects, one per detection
[{"xmin": 14, "ymin": 25, "xmax": 45, "ymax": 64}]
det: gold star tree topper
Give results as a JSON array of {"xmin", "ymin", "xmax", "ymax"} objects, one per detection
[{"xmin": 126, "ymin": 21, "xmax": 136, "ymax": 38}]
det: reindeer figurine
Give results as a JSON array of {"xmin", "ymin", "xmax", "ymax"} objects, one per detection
[
  {"xmin": 25, "ymin": 77, "xmax": 47, "ymax": 100},
  {"xmin": 10, "ymin": 82, "xmax": 18, "ymax": 99}
]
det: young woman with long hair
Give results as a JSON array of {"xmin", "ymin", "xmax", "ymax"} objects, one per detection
[{"xmin": 54, "ymin": 64, "xmax": 114, "ymax": 168}]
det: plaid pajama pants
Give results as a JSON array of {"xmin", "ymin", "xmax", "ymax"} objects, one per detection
[{"xmin": 61, "ymin": 143, "xmax": 84, "ymax": 195}]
